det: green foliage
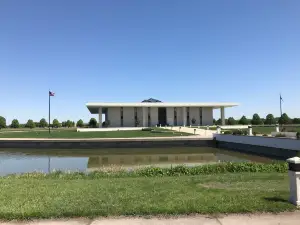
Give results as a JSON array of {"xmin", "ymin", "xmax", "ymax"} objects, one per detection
[
  {"xmin": 0, "ymin": 116, "xmax": 6, "ymax": 129},
  {"xmin": 39, "ymin": 118, "xmax": 48, "ymax": 128},
  {"xmin": 65, "ymin": 120, "xmax": 73, "ymax": 127},
  {"xmin": 25, "ymin": 119, "xmax": 35, "ymax": 129},
  {"xmin": 265, "ymin": 114, "xmax": 276, "ymax": 125},
  {"xmin": 251, "ymin": 113, "xmax": 263, "ymax": 125},
  {"xmin": 275, "ymin": 133, "xmax": 286, "ymax": 137},
  {"xmin": 10, "ymin": 119, "xmax": 20, "ymax": 128},
  {"xmin": 263, "ymin": 134, "xmax": 268, "ymax": 137},
  {"xmin": 215, "ymin": 118, "xmax": 222, "ymax": 125},
  {"xmin": 88, "ymin": 118, "xmax": 97, "ymax": 128},
  {"xmin": 242, "ymin": 129, "xmax": 248, "ymax": 135},
  {"xmin": 227, "ymin": 117, "xmax": 236, "ymax": 125},
  {"xmin": 191, "ymin": 118, "xmax": 196, "ymax": 125},
  {"xmin": 223, "ymin": 130, "xmax": 232, "ymax": 135},
  {"xmin": 102, "ymin": 120, "xmax": 110, "ymax": 128},
  {"xmin": 238, "ymin": 116, "xmax": 248, "ymax": 125},
  {"xmin": 292, "ymin": 118, "xmax": 300, "ymax": 124},
  {"xmin": 297, "ymin": 132, "xmax": 300, "ymax": 140},
  {"xmin": 52, "ymin": 119, "xmax": 60, "ymax": 128},
  {"xmin": 142, "ymin": 128, "xmax": 154, "ymax": 131},
  {"xmin": 232, "ymin": 129, "xmax": 243, "ymax": 135},
  {"xmin": 76, "ymin": 119, "xmax": 84, "ymax": 127},
  {"xmin": 7, "ymin": 163, "xmax": 288, "ymax": 179},
  {"xmin": 253, "ymin": 131, "xmax": 257, "ymax": 136},
  {"xmin": 279, "ymin": 113, "xmax": 291, "ymax": 124}
]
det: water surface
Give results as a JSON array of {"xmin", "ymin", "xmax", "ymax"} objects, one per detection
[{"xmin": 0, "ymin": 147, "xmax": 274, "ymax": 176}]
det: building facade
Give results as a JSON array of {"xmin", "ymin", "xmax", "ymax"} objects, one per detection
[{"xmin": 86, "ymin": 100, "xmax": 238, "ymax": 127}]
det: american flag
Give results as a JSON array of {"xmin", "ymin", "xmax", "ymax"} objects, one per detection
[{"xmin": 49, "ymin": 91, "xmax": 55, "ymax": 96}]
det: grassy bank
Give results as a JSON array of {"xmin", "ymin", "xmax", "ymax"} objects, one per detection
[
  {"xmin": 0, "ymin": 128, "xmax": 191, "ymax": 139},
  {"xmin": 0, "ymin": 163, "xmax": 295, "ymax": 220}
]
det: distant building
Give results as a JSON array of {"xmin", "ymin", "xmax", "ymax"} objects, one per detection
[{"xmin": 86, "ymin": 99, "xmax": 238, "ymax": 127}]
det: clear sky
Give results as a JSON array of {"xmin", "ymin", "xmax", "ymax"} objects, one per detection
[{"xmin": 1, "ymin": 0, "xmax": 299, "ymax": 124}]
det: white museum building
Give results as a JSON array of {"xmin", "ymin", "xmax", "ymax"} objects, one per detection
[{"xmin": 86, "ymin": 99, "xmax": 238, "ymax": 128}]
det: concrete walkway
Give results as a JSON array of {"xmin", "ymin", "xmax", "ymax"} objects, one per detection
[
  {"xmin": 1, "ymin": 212, "xmax": 300, "ymax": 224},
  {"xmin": 167, "ymin": 126, "xmax": 216, "ymax": 137}
]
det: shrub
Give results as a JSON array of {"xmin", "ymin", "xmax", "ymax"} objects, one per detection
[
  {"xmin": 296, "ymin": 132, "xmax": 300, "ymax": 140},
  {"xmin": 275, "ymin": 133, "xmax": 286, "ymax": 138},
  {"xmin": 253, "ymin": 131, "xmax": 257, "ymax": 136},
  {"xmin": 142, "ymin": 128, "xmax": 153, "ymax": 131},
  {"xmin": 223, "ymin": 130, "xmax": 232, "ymax": 135},
  {"xmin": 232, "ymin": 129, "xmax": 243, "ymax": 135},
  {"xmin": 88, "ymin": 118, "xmax": 97, "ymax": 128},
  {"xmin": 191, "ymin": 118, "xmax": 196, "ymax": 125},
  {"xmin": 102, "ymin": 120, "xmax": 110, "ymax": 128},
  {"xmin": 262, "ymin": 134, "xmax": 268, "ymax": 137},
  {"xmin": 242, "ymin": 130, "xmax": 248, "ymax": 135},
  {"xmin": 7, "ymin": 162, "xmax": 288, "ymax": 179}
]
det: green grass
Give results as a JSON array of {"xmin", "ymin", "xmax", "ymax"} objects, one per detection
[
  {"xmin": 0, "ymin": 172, "xmax": 295, "ymax": 220},
  {"xmin": 0, "ymin": 128, "xmax": 191, "ymax": 139}
]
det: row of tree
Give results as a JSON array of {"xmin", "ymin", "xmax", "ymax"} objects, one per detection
[
  {"xmin": 1, "ymin": 113, "xmax": 299, "ymax": 129},
  {"xmin": 0, "ymin": 116, "xmax": 99, "ymax": 129},
  {"xmin": 214, "ymin": 113, "xmax": 299, "ymax": 125}
]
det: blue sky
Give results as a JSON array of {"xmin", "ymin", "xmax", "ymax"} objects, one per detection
[{"xmin": 1, "ymin": 0, "xmax": 299, "ymax": 124}]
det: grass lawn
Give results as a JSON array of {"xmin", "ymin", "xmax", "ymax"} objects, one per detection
[
  {"xmin": 0, "ymin": 128, "xmax": 191, "ymax": 139},
  {"xmin": 0, "ymin": 172, "xmax": 294, "ymax": 220},
  {"xmin": 252, "ymin": 126, "xmax": 277, "ymax": 134}
]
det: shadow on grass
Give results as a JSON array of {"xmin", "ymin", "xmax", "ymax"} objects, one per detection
[{"xmin": 264, "ymin": 197, "xmax": 289, "ymax": 203}]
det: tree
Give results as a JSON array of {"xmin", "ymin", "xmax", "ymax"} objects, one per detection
[
  {"xmin": 39, "ymin": 118, "xmax": 48, "ymax": 128},
  {"xmin": 76, "ymin": 119, "xmax": 84, "ymax": 127},
  {"xmin": 215, "ymin": 118, "xmax": 222, "ymax": 125},
  {"xmin": 227, "ymin": 117, "xmax": 237, "ymax": 125},
  {"xmin": 65, "ymin": 120, "xmax": 72, "ymax": 127},
  {"xmin": 213, "ymin": 119, "xmax": 216, "ymax": 124},
  {"xmin": 251, "ymin": 113, "xmax": 262, "ymax": 125},
  {"xmin": 72, "ymin": 121, "xmax": 75, "ymax": 127},
  {"xmin": 89, "ymin": 118, "xmax": 97, "ymax": 128},
  {"xmin": 292, "ymin": 118, "xmax": 300, "ymax": 124},
  {"xmin": 238, "ymin": 116, "xmax": 248, "ymax": 125},
  {"xmin": 26, "ymin": 119, "xmax": 35, "ymax": 129},
  {"xmin": 52, "ymin": 119, "xmax": 60, "ymax": 128},
  {"xmin": 265, "ymin": 114, "xmax": 276, "ymax": 125},
  {"xmin": 61, "ymin": 121, "xmax": 66, "ymax": 127},
  {"xmin": 278, "ymin": 113, "xmax": 291, "ymax": 124},
  {"xmin": 0, "ymin": 116, "xmax": 6, "ymax": 129},
  {"xmin": 10, "ymin": 119, "xmax": 20, "ymax": 128}
]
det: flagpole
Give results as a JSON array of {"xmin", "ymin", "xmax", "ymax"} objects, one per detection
[
  {"xmin": 49, "ymin": 90, "xmax": 51, "ymax": 133},
  {"xmin": 280, "ymin": 94, "xmax": 282, "ymax": 117}
]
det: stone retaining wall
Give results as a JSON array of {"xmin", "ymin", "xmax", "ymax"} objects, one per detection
[
  {"xmin": 217, "ymin": 141, "xmax": 299, "ymax": 160},
  {"xmin": 0, "ymin": 139, "xmax": 214, "ymax": 149}
]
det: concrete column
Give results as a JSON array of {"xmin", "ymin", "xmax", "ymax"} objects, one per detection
[
  {"xmin": 248, "ymin": 125, "xmax": 252, "ymax": 136},
  {"xmin": 220, "ymin": 107, "xmax": 225, "ymax": 125},
  {"xmin": 98, "ymin": 107, "xmax": 102, "ymax": 128},
  {"xmin": 287, "ymin": 157, "xmax": 300, "ymax": 206},
  {"xmin": 216, "ymin": 126, "xmax": 221, "ymax": 134},
  {"xmin": 142, "ymin": 107, "xmax": 147, "ymax": 127},
  {"xmin": 275, "ymin": 124, "xmax": 280, "ymax": 132},
  {"xmin": 182, "ymin": 107, "xmax": 186, "ymax": 127}
]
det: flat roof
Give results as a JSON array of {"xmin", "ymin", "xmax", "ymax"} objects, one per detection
[{"xmin": 86, "ymin": 102, "xmax": 239, "ymax": 114}]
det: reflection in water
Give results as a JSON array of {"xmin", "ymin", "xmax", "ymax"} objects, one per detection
[{"xmin": 0, "ymin": 147, "xmax": 274, "ymax": 175}]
